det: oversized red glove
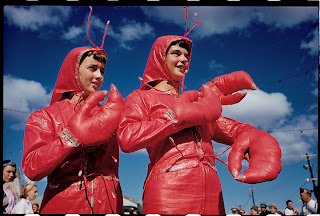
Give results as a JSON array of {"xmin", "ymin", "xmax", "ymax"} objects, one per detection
[
  {"xmin": 64, "ymin": 84, "xmax": 124, "ymax": 146},
  {"xmin": 169, "ymin": 86, "xmax": 222, "ymax": 130},
  {"xmin": 200, "ymin": 71, "xmax": 257, "ymax": 105},
  {"xmin": 228, "ymin": 130, "xmax": 282, "ymax": 184}
]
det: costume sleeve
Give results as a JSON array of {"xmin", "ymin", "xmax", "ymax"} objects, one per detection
[
  {"xmin": 117, "ymin": 91, "xmax": 177, "ymax": 153},
  {"xmin": 208, "ymin": 115, "xmax": 256, "ymax": 145},
  {"xmin": 22, "ymin": 110, "xmax": 76, "ymax": 181}
]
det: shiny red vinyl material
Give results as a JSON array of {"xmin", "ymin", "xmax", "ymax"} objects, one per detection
[
  {"xmin": 118, "ymin": 35, "xmax": 282, "ymax": 214},
  {"xmin": 22, "ymin": 47, "xmax": 124, "ymax": 214}
]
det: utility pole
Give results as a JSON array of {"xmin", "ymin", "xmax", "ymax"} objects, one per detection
[
  {"xmin": 249, "ymin": 188, "xmax": 256, "ymax": 206},
  {"xmin": 300, "ymin": 153, "xmax": 318, "ymax": 203}
]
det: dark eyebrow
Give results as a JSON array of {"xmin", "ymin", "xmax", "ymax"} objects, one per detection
[{"xmin": 171, "ymin": 49, "xmax": 189, "ymax": 55}]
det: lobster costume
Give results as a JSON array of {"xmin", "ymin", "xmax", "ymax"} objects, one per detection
[
  {"xmin": 117, "ymin": 35, "xmax": 282, "ymax": 214},
  {"xmin": 22, "ymin": 45, "xmax": 125, "ymax": 213}
]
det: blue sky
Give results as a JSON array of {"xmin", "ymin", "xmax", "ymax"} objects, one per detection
[{"xmin": 3, "ymin": 6, "xmax": 318, "ymax": 214}]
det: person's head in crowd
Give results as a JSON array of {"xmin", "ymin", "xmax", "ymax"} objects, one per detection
[
  {"xmin": 21, "ymin": 184, "xmax": 38, "ymax": 201},
  {"xmin": 3, "ymin": 160, "xmax": 21, "ymax": 204},
  {"xmin": 32, "ymin": 203, "xmax": 40, "ymax": 213},
  {"xmin": 300, "ymin": 188, "xmax": 312, "ymax": 204},
  {"xmin": 231, "ymin": 207, "xmax": 239, "ymax": 214},
  {"xmin": 3, "ymin": 160, "xmax": 16, "ymax": 183},
  {"xmin": 269, "ymin": 203, "xmax": 278, "ymax": 214},
  {"xmin": 286, "ymin": 200, "xmax": 293, "ymax": 209},
  {"xmin": 251, "ymin": 206, "xmax": 259, "ymax": 215},
  {"xmin": 239, "ymin": 209, "xmax": 245, "ymax": 215},
  {"xmin": 260, "ymin": 202, "xmax": 268, "ymax": 212}
]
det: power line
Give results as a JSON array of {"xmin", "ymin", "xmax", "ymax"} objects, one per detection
[
  {"xmin": 3, "ymin": 108, "xmax": 31, "ymax": 114},
  {"xmin": 267, "ymin": 128, "xmax": 318, "ymax": 133},
  {"xmin": 259, "ymin": 70, "xmax": 314, "ymax": 88}
]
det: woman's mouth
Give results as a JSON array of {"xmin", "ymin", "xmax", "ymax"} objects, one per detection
[
  {"xmin": 92, "ymin": 82, "xmax": 99, "ymax": 90},
  {"xmin": 176, "ymin": 65, "xmax": 186, "ymax": 73}
]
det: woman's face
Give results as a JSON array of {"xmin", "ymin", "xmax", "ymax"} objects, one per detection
[
  {"xmin": 251, "ymin": 209, "xmax": 258, "ymax": 215},
  {"xmin": 27, "ymin": 186, "xmax": 38, "ymax": 201},
  {"xmin": 32, "ymin": 204, "xmax": 39, "ymax": 213},
  {"xmin": 3, "ymin": 165, "xmax": 16, "ymax": 182},
  {"xmin": 270, "ymin": 207, "xmax": 277, "ymax": 214},
  {"xmin": 79, "ymin": 55, "xmax": 105, "ymax": 97},
  {"xmin": 165, "ymin": 44, "xmax": 190, "ymax": 82}
]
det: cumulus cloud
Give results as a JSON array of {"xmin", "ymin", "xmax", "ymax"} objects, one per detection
[
  {"xmin": 212, "ymin": 113, "xmax": 317, "ymax": 165},
  {"xmin": 271, "ymin": 114, "xmax": 318, "ymax": 164},
  {"xmin": 222, "ymin": 89, "xmax": 293, "ymax": 130},
  {"xmin": 3, "ymin": 75, "xmax": 51, "ymax": 130},
  {"xmin": 4, "ymin": 6, "xmax": 71, "ymax": 31},
  {"xmin": 140, "ymin": 7, "xmax": 317, "ymax": 39},
  {"xmin": 61, "ymin": 26, "xmax": 83, "ymax": 40},
  {"xmin": 301, "ymin": 28, "xmax": 319, "ymax": 56},
  {"xmin": 255, "ymin": 7, "xmax": 317, "ymax": 28},
  {"xmin": 61, "ymin": 15, "xmax": 154, "ymax": 50},
  {"xmin": 209, "ymin": 60, "xmax": 226, "ymax": 75},
  {"xmin": 109, "ymin": 19, "xmax": 155, "ymax": 50}
]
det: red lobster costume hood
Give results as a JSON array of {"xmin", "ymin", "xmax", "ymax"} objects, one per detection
[
  {"xmin": 140, "ymin": 35, "xmax": 192, "ymax": 91},
  {"xmin": 50, "ymin": 47, "xmax": 106, "ymax": 105},
  {"xmin": 22, "ymin": 8, "xmax": 124, "ymax": 214},
  {"xmin": 118, "ymin": 21, "xmax": 281, "ymax": 215}
]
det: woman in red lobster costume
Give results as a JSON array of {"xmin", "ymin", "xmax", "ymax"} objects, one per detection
[
  {"xmin": 117, "ymin": 12, "xmax": 282, "ymax": 215},
  {"xmin": 22, "ymin": 8, "xmax": 124, "ymax": 214}
]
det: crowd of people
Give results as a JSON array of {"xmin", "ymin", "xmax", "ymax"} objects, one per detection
[
  {"xmin": 230, "ymin": 194, "xmax": 318, "ymax": 215},
  {"xmin": 3, "ymin": 160, "xmax": 40, "ymax": 214}
]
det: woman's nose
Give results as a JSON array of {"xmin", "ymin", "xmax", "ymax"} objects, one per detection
[
  {"xmin": 180, "ymin": 55, "xmax": 188, "ymax": 63},
  {"xmin": 95, "ymin": 70, "xmax": 103, "ymax": 79}
]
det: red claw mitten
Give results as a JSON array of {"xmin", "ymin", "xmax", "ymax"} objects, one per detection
[
  {"xmin": 63, "ymin": 84, "xmax": 125, "ymax": 146},
  {"xmin": 228, "ymin": 130, "xmax": 282, "ymax": 184},
  {"xmin": 200, "ymin": 71, "xmax": 257, "ymax": 105},
  {"xmin": 168, "ymin": 86, "xmax": 222, "ymax": 130}
]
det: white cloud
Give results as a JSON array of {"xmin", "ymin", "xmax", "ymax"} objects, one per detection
[
  {"xmin": 222, "ymin": 89, "xmax": 293, "ymax": 130},
  {"xmin": 301, "ymin": 28, "xmax": 319, "ymax": 56},
  {"xmin": 271, "ymin": 114, "xmax": 318, "ymax": 164},
  {"xmin": 140, "ymin": 7, "xmax": 317, "ymax": 39},
  {"xmin": 4, "ymin": 6, "xmax": 71, "ymax": 31},
  {"xmin": 110, "ymin": 20, "xmax": 155, "ymax": 50},
  {"xmin": 3, "ymin": 75, "xmax": 51, "ymax": 130},
  {"xmin": 209, "ymin": 60, "xmax": 225, "ymax": 75},
  {"xmin": 61, "ymin": 26, "xmax": 83, "ymax": 40},
  {"xmin": 212, "ymin": 114, "xmax": 317, "ymax": 165},
  {"xmin": 255, "ymin": 7, "xmax": 317, "ymax": 28},
  {"xmin": 61, "ymin": 15, "xmax": 154, "ymax": 50}
]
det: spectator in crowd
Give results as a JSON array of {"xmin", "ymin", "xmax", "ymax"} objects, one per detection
[
  {"xmin": 32, "ymin": 203, "xmax": 40, "ymax": 214},
  {"xmin": 269, "ymin": 203, "xmax": 283, "ymax": 215},
  {"xmin": 259, "ymin": 202, "xmax": 270, "ymax": 216},
  {"xmin": 232, "ymin": 208, "xmax": 240, "ymax": 214},
  {"xmin": 284, "ymin": 200, "xmax": 299, "ymax": 215},
  {"xmin": 251, "ymin": 206, "xmax": 259, "ymax": 215},
  {"xmin": 300, "ymin": 188, "xmax": 318, "ymax": 215},
  {"xmin": 11, "ymin": 184, "xmax": 38, "ymax": 214},
  {"xmin": 239, "ymin": 209, "xmax": 245, "ymax": 215},
  {"xmin": 3, "ymin": 160, "xmax": 21, "ymax": 214}
]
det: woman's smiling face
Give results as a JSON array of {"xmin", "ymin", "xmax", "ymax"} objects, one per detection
[{"xmin": 165, "ymin": 44, "xmax": 190, "ymax": 82}]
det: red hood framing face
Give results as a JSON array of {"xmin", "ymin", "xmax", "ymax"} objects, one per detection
[
  {"xmin": 140, "ymin": 35, "xmax": 193, "ymax": 91},
  {"xmin": 50, "ymin": 47, "xmax": 106, "ymax": 105}
]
